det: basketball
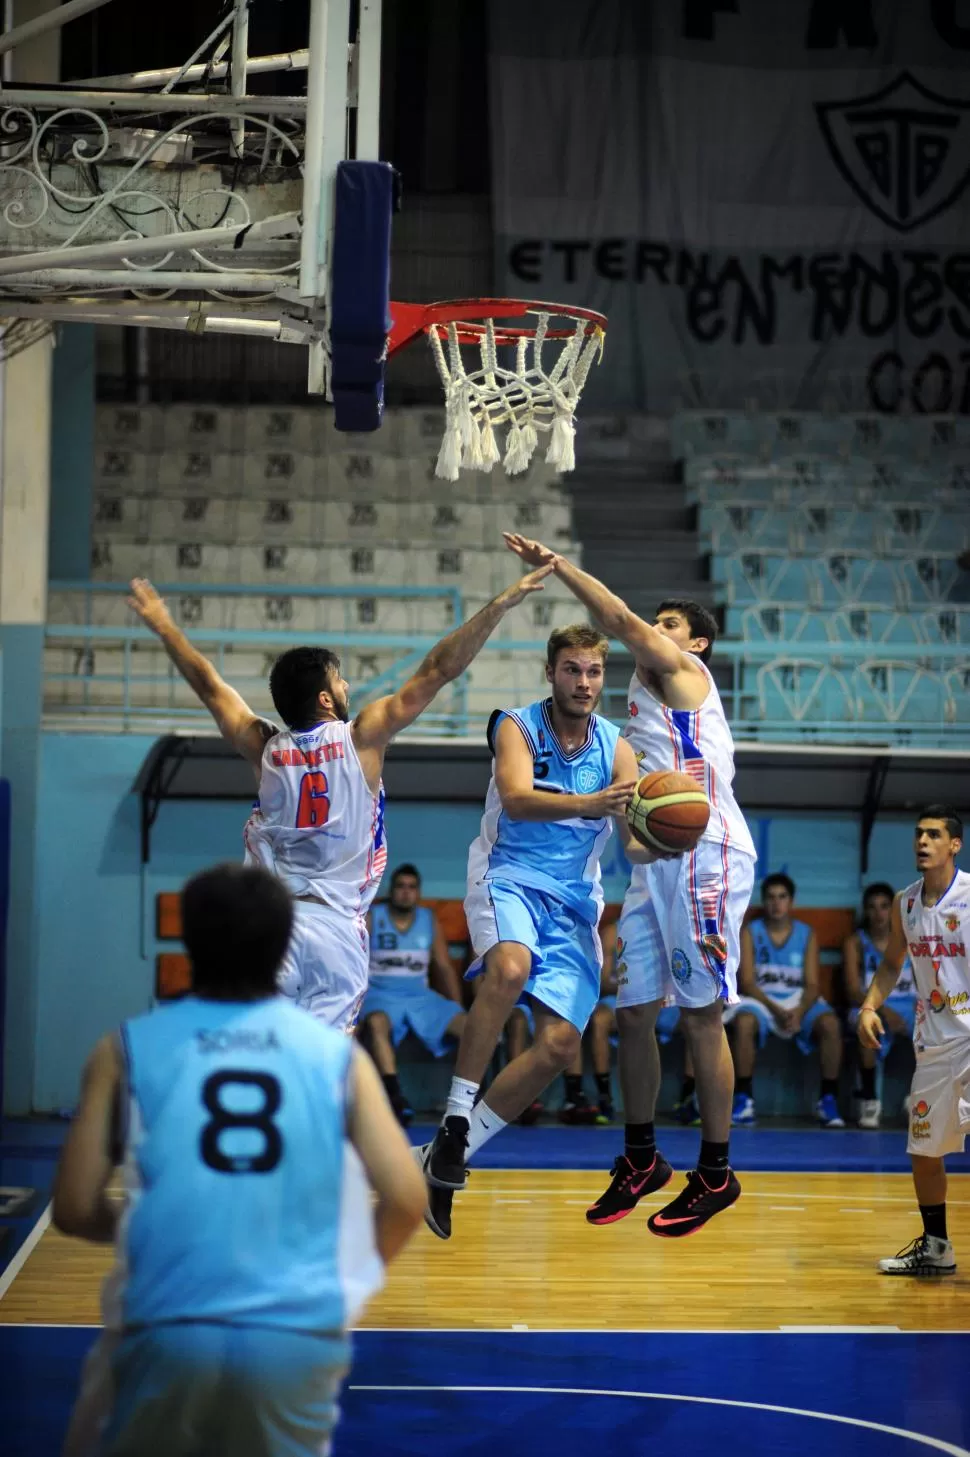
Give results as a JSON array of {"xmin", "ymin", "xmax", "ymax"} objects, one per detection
[{"xmin": 626, "ymin": 770, "xmax": 710, "ymax": 854}]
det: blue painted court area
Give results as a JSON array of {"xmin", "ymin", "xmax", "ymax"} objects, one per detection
[{"xmin": 2, "ymin": 1326, "xmax": 968, "ymax": 1457}]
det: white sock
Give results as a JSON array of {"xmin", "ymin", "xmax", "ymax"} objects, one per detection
[
  {"xmin": 444, "ymin": 1077, "xmax": 479, "ymax": 1122},
  {"xmin": 466, "ymin": 1101, "xmax": 507, "ymax": 1158}
]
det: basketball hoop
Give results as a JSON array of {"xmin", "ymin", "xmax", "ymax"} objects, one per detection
[{"xmin": 388, "ymin": 298, "xmax": 607, "ymax": 482}]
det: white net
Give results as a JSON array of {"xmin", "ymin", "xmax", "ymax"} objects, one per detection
[{"xmin": 427, "ymin": 311, "xmax": 605, "ymax": 482}]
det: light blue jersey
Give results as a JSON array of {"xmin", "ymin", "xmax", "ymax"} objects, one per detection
[
  {"xmin": 369, "ymin": 904, "xmax": 435, "ymax": 980},
  {"xmin": 749, "ymin": 918, "xmax": 811, "ymax": 1004},
  {"xmin": 466, "ymin": 699, "xmax": 621, "ymax": 927},
  {"xmin": 111, "ymin": 995, "xmax": 381, "ymax": 1335}
]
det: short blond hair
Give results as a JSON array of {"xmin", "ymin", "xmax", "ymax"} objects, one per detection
[{"xmin": 546, "ymin": 623, "xmax": 609, "ymax": 668}]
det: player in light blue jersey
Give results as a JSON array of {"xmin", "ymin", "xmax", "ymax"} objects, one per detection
[
  {"xmin": 725, "ymin": 873, "xmax": 844, "ymax": 1128},
  {"xmin": 54, "ymin": 864, "xmax": 426, "ymax": 1457},
  {"xmin": 417, "ymin": 623, "xmax": 659, "ymax": 1239},
  {"xmin": 844, "ymin": 881, "xmax": 917, "ymax": 1128},
  {"xmin": 359, "ymin": 862, "xmax": 467, "ymax": 1125}
]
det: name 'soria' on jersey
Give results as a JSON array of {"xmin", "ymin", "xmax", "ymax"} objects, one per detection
[
  {"xmin": 624, "ymin": 660, "xmax": 756, "ymax": 859},
  {"xmin": 243, "ymin": 719, "xmax": 387, "ymax": 926},
  {"xmin": 467, "ymin": 700, "xmax": 621, "ymax": 926}
]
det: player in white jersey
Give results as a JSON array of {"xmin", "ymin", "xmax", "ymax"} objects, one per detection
[
  {"xmin": 859, "ymin": 805, "xmax": 968, "ymax": 1279},
  {"xmin": 128, "ymin": 569, "xmax": 552, "ymax": 1031},
  {"xmin": 505, "ymin": 534, "xmax": 757, "ymax": 1238}
]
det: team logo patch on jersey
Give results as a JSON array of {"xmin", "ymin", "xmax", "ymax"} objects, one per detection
[
  {"xmin": 628, "ymin": 703, "xmax": 639, "ymax": 717},
  {"xmin": 577, "ymin": 766, "xmax": 599, "ymax": 794},
  {"xmin": 671, "ymin": 948, "xmax": 692, "ymax": 985},
  {"xmin": 946, "ymin": 915, "xmax": 960, "ymax": 932},
  {"xmin": 929, "ymin": 988, "xmax": 947, "ymax": 1012},
  {"xmin": 907, "ymin": 897, "xmax": 915, "ymax": 913},
  {"xmin": 702, "ymin": 933, "xmax": 728, "ymax": 963}
]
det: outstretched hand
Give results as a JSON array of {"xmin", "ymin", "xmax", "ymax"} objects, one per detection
[
  {"xmin": 496, "ymin": 563, "xmax": 555, "ymax": 608},
  {"xmin": 128, "ymin": 577, "xmax": 175, "ymax": 636},
  {"xmin": 503, "ymin": 532, "xmax": 560, "ymax": 571}
]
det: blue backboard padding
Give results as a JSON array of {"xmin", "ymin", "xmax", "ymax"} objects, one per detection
[
  {"xmin": 0, "ymin": 779, "xmax": 9, "ymax": 1114},
  {"xmin": 331, "ymin": 160, "xmax": 396, "ymax": 433}
]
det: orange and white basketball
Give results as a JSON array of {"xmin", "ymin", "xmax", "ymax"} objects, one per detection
[{"xmin": 627, "ymin": 770, "xmax": 710, "ymax": 855}]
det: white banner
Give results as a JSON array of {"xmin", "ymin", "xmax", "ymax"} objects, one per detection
[{"xmin": 490, "ymin": 1, "xmax": 970, "ymax": 412}]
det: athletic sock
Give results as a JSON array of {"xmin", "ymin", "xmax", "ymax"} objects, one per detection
[
  {"xmin": 697, "ymin": 1139, "xmax": 730, "ymax": 1188},
  {"xmin": 920, "ymin": 1203, "xmax": 948, "ymax": 1242},
  {"xmin": 381, "ymin": 1073, "xmax": 403, "ymax": 1104},
  {"xmin": 624, "ymin": 1121, "xmax": 656, "ymax": 1171},
  {"xmin": 564, "ymin": 1073, "xmax": 583, "ymax": 1104},
  {"xmin": 466, "ymin": 1101, "xmax": 508, "ymax": 1158},
  {"xmin": 679, "ymin": 1076, "xmax": 696, "ymax": 1101},
  {"xmin": 820, "ymin": 1078, "xmax": 839, "ymax": 1098},
  {"xmin": 444, "ymin": 1076, "xmax": 480, "ymax": 1123},
  {"xmin": 736, "ymin": 1076, "xmax": 753, "ymax": 1097},
  {"xmin": 594, "ymin": 1072, "xmax": 611, "ymax": 1099},
  {"xmin": 859, "ymin": 1066, "xmax": 877, "ymax": 1100}
]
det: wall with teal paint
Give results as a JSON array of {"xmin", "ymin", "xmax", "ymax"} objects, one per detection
[{"xmin": 27, "ymin": 731, "xmax": 928, "ymax": 1111}]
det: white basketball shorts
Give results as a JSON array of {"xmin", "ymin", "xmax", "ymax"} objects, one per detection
[
  {"xmin": 616, "ymin": 840, "xmax": 756, "ymax": 1010},
  {"xmin": 276, "ymin": 900, "xmax": 369, "ymax": 1034},
  {"xmin": 906, "ymin": 1040, "xmax": 970, "ymax": 1158}
]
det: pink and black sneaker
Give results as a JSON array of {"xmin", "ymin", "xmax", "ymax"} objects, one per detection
[
  {"xmin": 585, "ymin": 1152, "xmax": 673, "ymax": 1225},
  {"xmin": 647, "ymin": 1167, "xmax": 741, "ymax": 1238}
]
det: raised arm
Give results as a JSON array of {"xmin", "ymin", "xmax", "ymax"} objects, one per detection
[
  {"xmin": 352, "ymin": 567, "xmax": 553, "ymax": 767},
  {"xmin": 494, "ymin": 714, "xmax": 636, "ymax": 822},
  {"xmin": 503, "ymin": 533, "xmax": 707, "ymax": 691},
  {"xmin": 52, "ymin": 1035, "xmax": 123, "ymax": 1244},
  {"xmin": 858, "ymin": 894, "xmax": 910, "ymax": 1048},
  {"xmin": 128, "ymin": 579, "xmax": 272, "ymax": 772}
]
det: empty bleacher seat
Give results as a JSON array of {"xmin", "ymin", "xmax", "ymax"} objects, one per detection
[
  {"xmin": 755, "ymin": 658, "xmax": 855, "ymax": 729},
  {"xmin": 853, "ymin": 661, "xmax": 953, "ymax": 731}
]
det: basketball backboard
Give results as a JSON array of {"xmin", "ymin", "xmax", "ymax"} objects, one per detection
[{"xmin": 0, "ymin": 0, "xmax": 392, "ymax": 425}]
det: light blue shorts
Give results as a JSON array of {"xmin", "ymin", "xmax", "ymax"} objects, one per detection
[
  {"xmin": 847, "ymin": 996, "xmax": 917, "ymax": 1062},
  {"xmin": 82, "ymin": 1324, "xmax": 349, "ymax": 1457},
  {"xmin": 723, "ymin": 996, "xmax": 836, "ymax": 1055},
  {"xmin": 360, "ymin": 975, "xmax": 462, "ymax": 1058},
  {"xmin": 464, "ymin": 878, "xmax": 602, "ymax": 1035}
]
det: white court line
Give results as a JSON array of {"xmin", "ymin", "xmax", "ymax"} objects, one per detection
[
  {"xmin": 3, "ymin": 1323, "xmax": 968, "ymax": 1335},
  {"xmin": 780, "ymin": 1325, "xmax": 900, "ymax": 1333},
  {"xmin": 350, "ymin": 1327, "xmax": 970, "ymax": 1336},
  {"xmin": 0, "ymin": 1202, "xmax": 51, "ymax": 1302},
  {"xmin": 458, "ymin": 1186, "xmax": 970, "ymax": 1208},
  {"xmin": 769, "ymin": 1206, "xmax": 805, "ymax": 1212},
  {"xmin": 840, "ymin": 1208, "xmax": 875, "ymax": 1214},
  {"xmin": 495, "ymin": 1200, "xmax": 532, "ymax": 1205},
  {"xmin": 347, "ymin": 1385, "xmax": 970, "ymax": 1455}
]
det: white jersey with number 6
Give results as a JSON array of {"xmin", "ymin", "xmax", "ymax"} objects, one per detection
[{"xmin": 243, "ymin": 720, "xmax": 387, "ymax": 926}]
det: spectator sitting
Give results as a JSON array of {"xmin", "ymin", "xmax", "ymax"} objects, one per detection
[
  {"xmin": 560, "ymin": 918, "xmax": 619, "ymax": 1124},
  {"xmin": 558, "ymin": 920, "xmax": 681, "ymax": 1125},
  {"xmin": 358, "ymin": 864, "xmax": 466, "ymax": 1126},
  {"xmin": 843, "ymin": 881, "xmax": 917, "ymax": 1129},
  {"xmin": 724, "ymin": 873, "xmax": 845, "ymax": 1129}
]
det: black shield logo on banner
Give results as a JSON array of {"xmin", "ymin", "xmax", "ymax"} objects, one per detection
[{"xmin": 816, "ymin": 71, "xmax": 970, "ymax": 232}]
